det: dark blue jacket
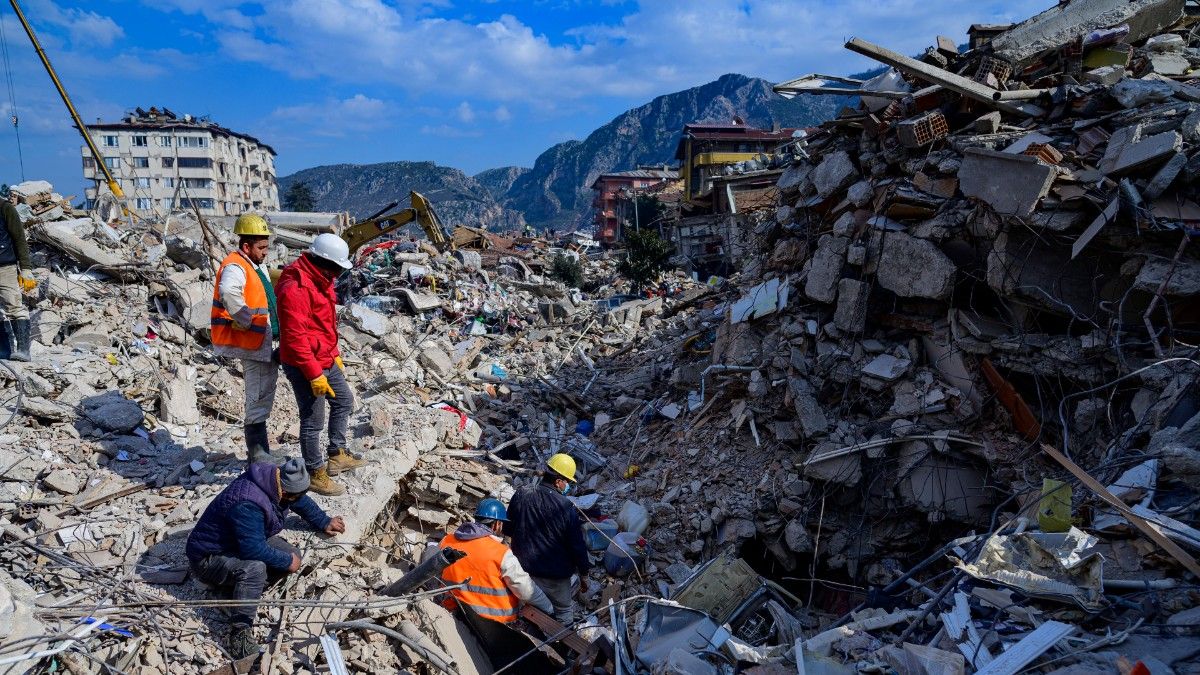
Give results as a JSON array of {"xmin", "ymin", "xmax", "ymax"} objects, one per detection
[
  {"xmin": 507, "ymin": 483, "xmax": 589, "ymax": 579},
  {"xmin": 186, "ymin": 463, "xmax": 331, "ymax": 571}
]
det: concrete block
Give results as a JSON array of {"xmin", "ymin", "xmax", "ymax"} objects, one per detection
[
  {"xmin": 1111, "ymin": 130, "xmax": 1182, "ymax": 176},
  {"xmin": 164, "ymin": 235, "xmax": 210, "ymax": 269},
  {"xmin": 418, "ymin": 345, "xmax": 453, "ymax": 378},
  {"xmin": 974, "ymin": 112, "xmax": 1002, "ymax": 134},
  {"xmin": 959, "ymin": 147, "xmax": 1056, "ymax": 216},
  {"xmin": 1082, "ymin": 65, "xmax": 1124, "ymax": 85},
  {"xmin": 1149, "ymin": 53, "xmax": 1190, "ymax": 76},
  {"xmin": 788, "ymin": 377, "xmax": 828, "ymax": 438},
  {"xmin": 813, "ymin": 151, "xmax": 859, "ymax": 198},
  {"xmin": 347, "ymin": 303, "xmax": 391, "ymax": 338},
  {"xmin": 1182, "ymin": 108, "xmax": 1200, "ymax": 143},
  {"xmin": 159, "ymin": 369, "xmax": 200, "ymax": 426},
  {"xmin": 990, "ymin": 0, "xmax": 1185, "ymax": 68},
  {"xmin": 874, "ymin": 232, "xmax": 957, "ymax": 299},
  {"xmin": 1135, "ymin": 257, "xmax": 1200, "ymax": 296},
  {"xmin": 1142, "ymin": 151, "xmax": 1188, "ymax": 199},
  {"xmin": 862, "ymin": 354, "xmax": 912, "ymax": 381},
  {"xmin": 803, "ymin": 235, "xmax": 850, "ymax": 303},
  {"xmin": 29, "ymin": 309, "xmax": 63, "ymax": 345},
  {"xmin": 81, "ymin": 392, "xmax": 145, "ymax": 434},
  {"xmin": 42, "ymin": 469, "xmax": 82, "ymax": 495},
  {"xmin": 833, "ymin": 279, "xmax": 869, "ymax": 333}
]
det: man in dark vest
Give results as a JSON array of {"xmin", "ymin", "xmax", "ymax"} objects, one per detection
[
  {"xmin": 0, "ymin": 191, "xmax": 35, "ymax": 361},
  {"xmin": 186, "ymin": 458, "xmax": 345, "ymax": 658}
]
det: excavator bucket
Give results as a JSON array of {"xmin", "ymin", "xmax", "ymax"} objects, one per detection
[{"xmin": 340, "ymin": 190, "xmax": 451, "ymax": 257}]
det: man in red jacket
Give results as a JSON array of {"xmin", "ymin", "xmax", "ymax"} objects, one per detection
[{"xmin": 275, "ymin": 234, "xmax": 366, "ymax": 496}]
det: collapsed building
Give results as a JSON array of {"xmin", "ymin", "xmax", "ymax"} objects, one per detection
[{"xmin": 3, "ymin": 0, "xmax": 1200, "ymax": 673}]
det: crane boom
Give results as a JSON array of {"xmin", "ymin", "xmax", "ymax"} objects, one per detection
[{"xmin": 8, "ymin": 0, "xmax": 125, "ymax": 202}]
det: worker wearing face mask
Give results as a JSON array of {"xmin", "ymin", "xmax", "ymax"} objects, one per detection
[{"xmin": 504, "ymin": 454, "xmax": 589, "ymax": 625}]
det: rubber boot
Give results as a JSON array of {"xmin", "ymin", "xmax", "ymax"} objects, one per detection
[
  {"xmin": 8, "ymin": 319, "xmax": 29, "ymax": 362},
  {"xmin": 0, "ymin": 319, "xmax": 10, "ymax": 360},
  {"xmin": 245, "ymin": 422, "xmax": 273, "ymax": 466},
  {"xmin": 326, "ymin": 448, "xmax": 367, "ymax": 476},
  {"xmin": 308, "ymin": 465, "xmax": 346, "ymax": 496}
]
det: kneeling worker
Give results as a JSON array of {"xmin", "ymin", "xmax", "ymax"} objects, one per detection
[
  {"xmin": 210, "ymin": 213, "xmax": 279, "ymax": 464},
  {"xmin": 185, "ymin": 458, "xmax": 346, "ymax": 659},
  {"xmin": 439, "ymin": 498, "xmax": 553, "ymax": 623}
]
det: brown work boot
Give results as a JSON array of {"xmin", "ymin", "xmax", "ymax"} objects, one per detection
[
  {"xmin": 326, "ymin": 448, "xmax": 367, "ymax": 476},
  {"xmin": 308, "ymin": 466, "xmax": 346, "ymax": 496}
]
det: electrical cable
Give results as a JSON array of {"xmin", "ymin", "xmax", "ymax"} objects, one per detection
[{"xmin": 0, "ymin": 11, "xmax": 25, "ymax": 180}]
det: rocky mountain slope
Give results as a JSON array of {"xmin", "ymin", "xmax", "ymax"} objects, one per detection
[
  {"xmin": 279, "ymin": 73, "xmax": 846, "ymax": 230},
  {"xmin": 277, "ymin": 161, "xmax": 526, "ymax": 230},
  {"xmin": 501, "ymin": 73, "xmax": 847, "ymax": 228}
]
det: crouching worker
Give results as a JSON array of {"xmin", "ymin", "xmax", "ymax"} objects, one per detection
[
  {"xmin": 185, "ymin": 458, "xmax": 346, "ymax": 659},
  {"xmin": 439, "ymin": 498, "xmax": 552, "ymax": 624}
]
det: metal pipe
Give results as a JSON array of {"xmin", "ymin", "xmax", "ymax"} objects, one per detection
[
  {"xmin": 329, "ymin": 621, "xmax": 455, "ymax": 674},
  {"xmin": 379, "ymin": 546, "xmax": 466, "ymax": 597},
  {"xmin": 992, "ymin": 88, "xmax": 1055, "ymax": 101}
]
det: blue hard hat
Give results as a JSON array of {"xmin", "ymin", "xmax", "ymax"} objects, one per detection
[{"xmin": 475, "ymin": 498, "xmax": 509, "ymax": 522}]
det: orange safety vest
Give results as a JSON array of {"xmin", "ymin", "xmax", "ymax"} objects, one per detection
[
  {"xmin": 210, "ymin": 251, "xmax": 270, "ymax": 350},
  {"xmin": 438, "ymin": 533, "xmax": 520, "ymax": 623}
]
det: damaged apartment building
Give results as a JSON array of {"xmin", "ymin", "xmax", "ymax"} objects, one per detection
[{"xmin": 81, "ymin": 106, "xmax": 280, "ymax": 221}]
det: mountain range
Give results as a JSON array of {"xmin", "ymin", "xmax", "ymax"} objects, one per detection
[{"xmin": 278, "ymin": 73, "xmax": 849, "ymax": 230}]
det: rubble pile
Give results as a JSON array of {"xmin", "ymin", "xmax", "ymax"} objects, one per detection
[{"xmin": 4, "ymin": 1, "xmax": 1200, "ymax": 673}]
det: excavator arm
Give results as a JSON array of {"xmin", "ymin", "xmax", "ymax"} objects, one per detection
[{"xmin": 341, "ymin": 191, "xmax": 451, "ymax": 256}]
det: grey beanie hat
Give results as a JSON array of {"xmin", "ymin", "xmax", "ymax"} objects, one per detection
[{"xmin": 280, "ymin": 457, "xmax": 310, "ymax": 494}]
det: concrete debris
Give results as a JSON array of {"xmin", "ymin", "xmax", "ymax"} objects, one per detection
[{"xmin": 5, "ymin": 2, "xmax": 1200, "ymax": 673}]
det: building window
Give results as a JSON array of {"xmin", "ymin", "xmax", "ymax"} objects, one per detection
[
  {"xmin": 132, "ymin": 135, "xmax": 148, "ymax": 147},
  {"xmin": 163, "ymin": 177, "xmax": 175, "ymax": 188},
  {"xmin": 162, "ymin": 157, "xmax": 175, "ymax": 168},
  {"xmin": 82, "ymin": 157, "xmax": 95, "ymax": 169},
  {"xmin": 157, "ymin": 135, "xmax": 172, "ymax": 147},
  {"xmin": 177, "ymin": 157, "xmax": 212, "ymax": 169},
  {"xmin": 133, "ymin": 157, "xmax": 150, "ymax": 168},
  {"xmin": 178, "ymin": 136, "xmax": 208, "ymax": 149},
  {"xmin": 162, "ymin": 198, "xmax": 173, "ymax": 209},
  {"xmin": 182, "ymin": 177, "xmax": 210, "ymax": 189},
  {"xmin": 104, "ymin": 157, "xmax": 119, "ymax": 169},
  {"xmin": 102, "ymin": 135, "xmax": 118, "ymax": 147},
  {"xmin": 135, "ymin": 198, "xmax": 152, "ymax": 210},
  {"xmin": 178, "ymin": 197, "xmax": 215, "ymax": 210},
  {"xmin": 134, "ymin": 177, "xmax": 151, "ymax": 189}
]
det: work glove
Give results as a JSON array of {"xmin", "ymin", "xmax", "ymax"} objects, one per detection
[
  {"xmin": 334, "ymin": 356, "xmax": 344, "ymax": 372},
  {"xmin": 310, "ymin": 375, "xmax": 336, "ymax": 398},
  {"xmin": 18, "ymin": 273, "xmax": 36, "ymax": 294}
]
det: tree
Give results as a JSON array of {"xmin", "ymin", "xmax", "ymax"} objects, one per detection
[
  {"xmin": 617, "ymin": 229, "xmax": 673, "ymax": 291},
  {"xmin": 283, "ymin": 181, "xmax": 314, "ymax": 212},
  {"xmin": 549, "ymin": 252, "xmax": 584, "ymax": 289}
]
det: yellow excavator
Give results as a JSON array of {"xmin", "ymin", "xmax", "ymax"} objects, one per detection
[{"xmin": 341, "ymin": 190, "xmax": 451, "ymax": 256}]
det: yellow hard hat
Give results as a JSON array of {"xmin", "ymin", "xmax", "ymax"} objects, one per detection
[
  {"xmin": 547, "ymin": 453, "xmax": 577, "ymax": 482},
  {"xmin": 234, "ymin": 213, "xmax": 271, "ymax": 236}
]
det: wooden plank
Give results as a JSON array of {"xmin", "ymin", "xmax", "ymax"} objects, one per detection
[
  {"xmin": 1043, "ymin": 444, "xmax": 1200, "ymax": 579},
  {"xmin": 519, "ymin": 605, "xmax": 592, "ymax": 655},
  {"xmin": 974, "ymin": 620, "xmax": 1075, "ymax": 675}
]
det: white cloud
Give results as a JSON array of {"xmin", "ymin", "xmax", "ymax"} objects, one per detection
[
  {"xmin": 420, "ymin": 124, "xmax": 483, "ymax": 138},
  {"xmin": 29, "ymin": 0, "xmax": 125, "ymax": 47},
  {"xmin": 269, "ymin": 94, "xmax": 391, "ymax": 137},
  {"xmin": 494, "ymin": 105, "xmax": 512, "ymax": 122},
  {"xmin": 456, "ymin": 101, "xmax": 476, "ymax": 124}
]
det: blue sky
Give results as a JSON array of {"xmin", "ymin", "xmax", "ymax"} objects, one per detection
[{"xmin": 0, "ymin": 0, "xmax": 1054, "ymax": 197}]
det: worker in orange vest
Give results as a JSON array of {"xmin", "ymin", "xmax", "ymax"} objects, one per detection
[
  {"xmin": 211, "ymin": 214, "xmax": 280, "ymax": 465},
  {"xmin": 439, "ymin": 498, "xmax": 552, "ymax": 623}
]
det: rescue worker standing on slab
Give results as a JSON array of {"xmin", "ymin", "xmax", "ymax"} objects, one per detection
[
  {"xmin": 506, "ymin": 453, "xmax": 590, "ymax": 625},
  {"xmin": 276, "ymin": 233, "xmax": 365, "ymax": 496},
  {"xmin": 438, "ymin": 498, "xmax": 553, "ymax": 623},
  {"xmin": 211, "ymin": 214, "xmax": 279, "ymax": 464},
  {"xmin": 1, "ymin": 191, "xmax": 36, "ymax": 362}
]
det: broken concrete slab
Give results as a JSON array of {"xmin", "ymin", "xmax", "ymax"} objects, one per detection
[
  {"xmin": 348, "ymin": 303, "xmax": 392, "ymax": 338},
  {"xmin": 833, "ymin": 278, "xmax": 869, "ymax": 333},
  {"xmin": 804, "ymin": 235, "xmax": 850, "ymax": 303},
  {"xmin": 813, "ymin": 151, "xmax": 859, "ymax": 198},
  {"xmin": 959, "ymin": 147, "xmax": 1056, "ymax": 216},
  {"xmin": 873, "ymin": 231, "xmax": 957, "ymax": 300},
  {"xmin": 1110, "ymin": 130, "xmax": 1182, "ymax": 175}
]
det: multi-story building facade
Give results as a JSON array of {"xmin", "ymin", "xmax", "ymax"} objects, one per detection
[
  {"xmin": 590, "ymin": 167, "xmax": 678, "ymax": 245},
  {"xmin": 81, "ymin": 107, "xmax": 279, "ymax": 219},
  {"xmin": 674, "ymin": 122, "xmax": 795, "ymax": 208}
]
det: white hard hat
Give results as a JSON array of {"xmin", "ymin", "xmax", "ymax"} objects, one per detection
[{"xmin": 308, "ymin": 233, "xmax": 352, "ymax": 270}]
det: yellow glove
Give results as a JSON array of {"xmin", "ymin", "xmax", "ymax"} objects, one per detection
[
  {"xmin": 310, "ymin": 375, "xmax": 336, "ymax": 398},
  {"xmin": 18, "ymin": 274, "xmax": 36, "ymax": 294},
  {"xmin": 334, "ymin": 356, "xmax": 344, "ymax": 371}
]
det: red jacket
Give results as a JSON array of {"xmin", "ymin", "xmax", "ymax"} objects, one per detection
[{"xmin": 276, "ymin": 254, "xmax": 340, "ymax": 380}]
